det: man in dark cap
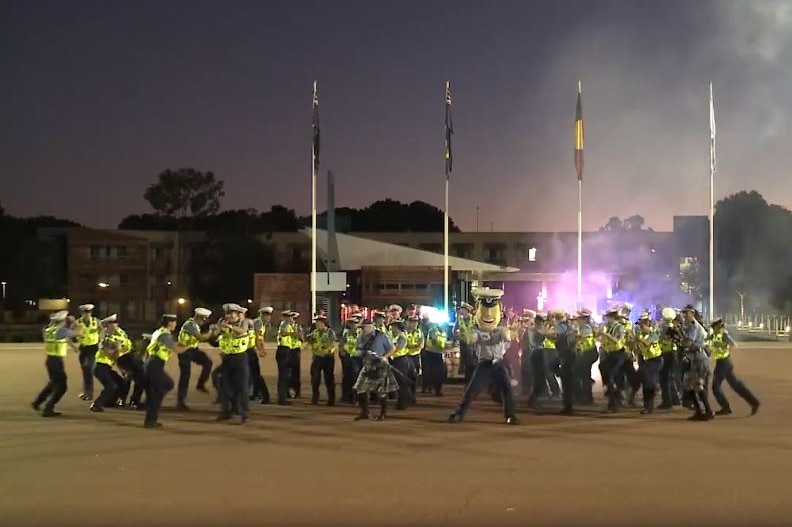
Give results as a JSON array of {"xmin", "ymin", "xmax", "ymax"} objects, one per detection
[{"xmin": 680, "ymin": 305, "xmax": 714, "ymax": 421}]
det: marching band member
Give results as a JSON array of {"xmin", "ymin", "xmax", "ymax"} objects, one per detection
[{"xmin": 353, "ymin": 320, "xmax": 398, "ymax": 421}]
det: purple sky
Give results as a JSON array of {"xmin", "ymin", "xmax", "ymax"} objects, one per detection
[{"xmin": 3, "ymin": 0, "xmax": 791, "ymax": 232}]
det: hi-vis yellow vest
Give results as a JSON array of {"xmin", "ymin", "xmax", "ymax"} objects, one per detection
[
  {"xmin": 146, "ymin": 327, "xmax": 173, "ymax": 361},
  {"xmin": 309, "ymin": 328, "xmax": 335, "ymax": 356},
  {"xmin": 106, "ymin": 328, "xmax": 133, "ymax": 357},
  {"xmin": 77, "ymin": 317, "xmax": 100, "ymax": 346},
  {"xmin": 178, "ymin": 318, "xmax": 201, "ymax": 348},
  {"xmin": 277, "ymin": 321, "xmax": 293, "ymax": 348},
  {"xmin": 405, "ymin": 329, "xmax": 423, "ymax": 356},
  {"xmin": 709, "ymin": 332, "xmax": 730, "ymax": 360},
  {"xmin": 426, "ymin": 328, "xmax": 447, "ymax": 353},
  {"xmin": 542, "ymin": 333, "xmax": 556, "ymax": 350},
  {"xmin": 342, "ymin": 328, "xmax": 360, "ymax": 356},
  {"xmin": 44, "ymin": 325, "xmax": 69, "ymax": 357},
  {"xmin": 218, "ymin": 325, "xmax": 249, "ymax": 355},
  {"xmin": 637, "ymin": 332, "xmax": 662, "ymax": 360},
  {"xmin": 576, "ymin": 327, "xmax": 596, "ymax": 352},
  {"xmin": 95, "ymin": 346, "xmax": 116, "ymax": 367},
  {"xmin": 602, "ymin": 323, "xmax": 625, "ymax": 353}
]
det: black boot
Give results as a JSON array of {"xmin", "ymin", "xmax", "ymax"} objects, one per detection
[
  {"xmin": 375, "ymin": 396, "xmax": 387, "ymax": 421},
  {"xmin": 354, "ymin": 393, "xmax": 370, "ymax": 420}
]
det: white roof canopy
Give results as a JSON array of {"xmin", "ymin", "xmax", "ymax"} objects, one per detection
[{"xmin": 300, "ymin": 229, "xmax": 518, "ymax": 273}]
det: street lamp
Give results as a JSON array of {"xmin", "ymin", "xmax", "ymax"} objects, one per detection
[
  {"xmin": 177, "ymin": 297, "xmax": 186, "ymax": 305},
  {"xmin": 1, "ymin": 281, "xmax": 6, "ymax": 300},
  {"xmin": 98, "ymin": 282, "xmax": 109, "ymax": 288}
]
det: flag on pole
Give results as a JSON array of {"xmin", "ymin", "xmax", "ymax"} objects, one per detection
[
  {"xmin": 313, "ymin": 81, "xmax": 320, "ymax": 168},
  {"xmin": 574, "ymin": 81, "xmax": 584, "ymax": 181},
  {"xmin": 445, "ymin": 81, "xmax": 453, "ymax": 178},
  {"xmin": 709, "ymin": 83, "xmax": 716, "ymax": 174}
]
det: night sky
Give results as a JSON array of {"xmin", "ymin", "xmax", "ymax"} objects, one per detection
[{"xmin": 3, "ymin": 0, "xmax": 791, "ymax": 232}]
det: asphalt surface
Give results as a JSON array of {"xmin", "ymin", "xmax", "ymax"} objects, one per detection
[{"xmin": 1, "ymin": 343, "xmax": 790, "ymax": 527}]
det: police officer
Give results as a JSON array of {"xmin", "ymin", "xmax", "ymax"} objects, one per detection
[
  {"xmin": 216, "ymin": 304, "xmax": 252, "ymax": 423},
  {"xmin": 453, "ymin": 303, "xmax": 476, "ymax": 383},
  {"xmin": 657, "ymin": 308, "xmax": 681, "ymax": 409},
  {"xmin": 175, "ymin": 307, "xmax": 215, "ymax": 411},
  {"xmin": 32, "ymin": 310, "xmax": 82, "ymax": 417},
  {"xmin": 339, "ymin": 314, "xmax": 362, "ymax": 404},
  {"xmin": 307, "ymin": 314, "xmax": 337, "ymax": 405},
  {"xmin": 597, "ymin": 308, "xmax": 628, "ymax": 413},
  {"xmin": 389, "ymin": 318, "xmax": 413, "ymax": 410},
  {"xmin": 90, "ymin": 314, "xmax": 129, "ymax": 412},
  {"xmin": 275, "ymin": 310, "xmax": 296, "ymax": 405},
  {"xmin": 289, "ymin": 311, "xmax": 304, "ymax": 399},
  {"xmin": 635, "ymin": 313, "xmax": 663, "ymax": 414},
  {"xmin": 423, "ymin": 322, "xmax": 448, "ymax": 397},
  {"xmin": 76, "ymin": 303, "xmax": 100, "ymax": 401},
  {"xmin": 620, "ymin": 305, "xmax": 642, "ymax": 406},
  {"xmin": 108, "ymin": 313, "xmax": 145, "ymax": 409},
  {"xmin": 555, "ymin": 311, "xmax": 578, "ymax": 415},
  {"xmin": 708, "ymin": 318, "xmax": 760, "ymax": 416},
  {"xmin": 144, "ymin": 314, "xmax": 188, "ymax": 428},
  {"xmin": 250, "ymin": 306, "xmax": 274, "ymax": 404},
  {"xmin": 572, "ymin": 310, "xmax": 597, "ymax": 405}
]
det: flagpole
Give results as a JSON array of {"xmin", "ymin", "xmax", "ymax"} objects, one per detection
[
  {"xmin": 443, "ymin": 80, "xmax": 452, "ymax": 316},
  {"xmin": 311, "ymin": 80, "xmax": 318, "ymax": 317},
  {"xmin": 709, "ymin": 82, "xmax": 715, "ymax": 320},
  {"xmin": 575, "ymin": 80, "xmax": 584, "ymax": 310}
]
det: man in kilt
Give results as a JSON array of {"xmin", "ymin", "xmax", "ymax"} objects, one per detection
[
  {"xmin": 680, "ymin": 305, "xmax": 715, "ymax": 421},
  {"xmin": 353, "ymin": 320, "xmax": 398, "ymax": 421}
]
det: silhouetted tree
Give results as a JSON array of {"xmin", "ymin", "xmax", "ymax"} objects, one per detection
[{"xmin": 144, "ymin": 168, "xmax": 225, "ymax": 219}]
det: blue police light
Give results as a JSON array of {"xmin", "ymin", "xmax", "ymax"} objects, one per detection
[{"xmin": 419, "ymin": 305, "xmax": 450, "ymax": 325}]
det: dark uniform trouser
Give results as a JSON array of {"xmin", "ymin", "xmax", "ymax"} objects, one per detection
[
  {"xmin": 453, "ymin": 361, "xmax": 516, "ymax": 420},
  {"xmin": 601, "ymin": 350, "xmax": 627, "ymax": 410},
  {"xmin": 93, "ymin": 363, "xmax": 124, "ymax": 409},
  {"xmin": 289, "ymin": 347, "xmax": 301, "ymax": 397},
  {"xmin": 520, "ymin": 347, "xmax": 534, "ymax": 396},
  {"xmin": 422, "ymin": 351, "xmax": 446, "ymax": 395},
  {"xmin": 544, "ymin": 348, "xmax": 561, "ymax": 396},
  {"xmin": 527, "ymin": 348, "xmax": 547, "ymax": 405},
  {"xmin": 219, "ymin": 353, "xmax": 250, "ymax": 418},
  {"xmin": 246, "ymin": 348, "xmax": 270, "ymax": 403},
  {"xmin": 639, "ymin": 356, "xmax": 663, "ymax": 411},
  {"xmin": 409, "ymin": 354, "xmax": 421, "ymax": 401},
  {"xmin": 460, "ymin": 342, "xmax": 476, "ymax": 384},
  {"xmin": 276, "ymin": 346, "xmax": 294, "ymax": 404},
  {"xmin": 34, "ymin": 356, "xmax": 67, "ymax": 411},
  {"xmin": 117, "ymin": 353, "xmax": 146, "ymax": 405},
  {"xmin": 391, "ymin": 356, "xmax": 413, "ymax": 409},
  {"xmin": 659, "ymin": 352, "xmax": 680, "ymax": 406},
  {"xmin": 177, "ymin": 347, "xmax": 212, "ymax": 403},
  {"xmin": 622, "ymin": 357, "xmax": 642, "ymax": 399},
  {"xmin": 211, "ymin": 355, "xmax": 227, "ymax": 402},
  {"xmin": 144, "ymin": 357, "xmax": 174, "ymax": 426},
  {"xmin": 310, "ymin": 354, "xmax": 335, "ymax": 404},
  {"xmin": 559, "ymin": 349, "xmax": 576, "ymax": 411},
  {"xmin": 340, "ymin": 354, "xmax": 354, "ymax": 402},
  {"xmin": 712, "ymin": 357, "xmax": 759, "ymax": 411},
  {"xmin": 574, "ymin": 348, "xmax": 598, "ymax": 404},
  {"xmin": 79, "ymin": 344, "xmax": 98, "ymax": 397}
]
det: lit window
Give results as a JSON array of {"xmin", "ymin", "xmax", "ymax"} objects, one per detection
[{"xmin": 528, "ymin": 247, "xmax": 537, "ymax": 262}]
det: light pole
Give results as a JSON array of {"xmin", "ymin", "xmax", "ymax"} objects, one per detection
[
  {"xmin": 737, "ymin": 292, "xmax": 745, "ymax": 325},
  {"xmin": 1, "ymin": 281, "xmax": 6, "ymax": 301}
]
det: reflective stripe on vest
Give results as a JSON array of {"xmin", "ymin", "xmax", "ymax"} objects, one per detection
[{"xmin": 44, "ymin": 325, "xmax": 69, "ymax": 357}]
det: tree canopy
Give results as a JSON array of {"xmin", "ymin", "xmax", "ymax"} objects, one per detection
[{"xmin": 144, "ymin": 168, "xmax": 225, "ymax": 218}]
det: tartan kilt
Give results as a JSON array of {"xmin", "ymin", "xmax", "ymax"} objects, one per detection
[
  {"xmin": 353, "ymin": 359, "xmax": 398, "ymax": 397},
  {"xmin": 682, "ymin": 351, "xmax": 709, "ymax": 390}
]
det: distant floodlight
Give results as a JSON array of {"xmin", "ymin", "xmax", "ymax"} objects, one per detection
[
  {"xmin": 528, "ymin": 247, "xmax": 537, "ymax": 262},
  {"xmin": 177, "ymin": 297, "xmax": 186, "ymax": 305},
  {"xmin": 98, "ymin": 282, "xmax": 109, "ymax": 288}
]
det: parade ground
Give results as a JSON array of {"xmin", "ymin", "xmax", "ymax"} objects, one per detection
[{"xmin": 1, "ymin": 343, "xmax": 790, "ymax": 527}]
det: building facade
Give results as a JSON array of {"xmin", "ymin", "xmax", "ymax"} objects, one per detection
[{"xmin": 62, "ymin": 219, "xmax": 704, "ymax": 321}]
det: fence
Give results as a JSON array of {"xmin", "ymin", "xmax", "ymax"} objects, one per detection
[{"xmin": 721, "ymin": 313, "xmax": 791, "ymax": 338}]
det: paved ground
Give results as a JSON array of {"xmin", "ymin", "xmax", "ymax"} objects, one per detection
[{"xmin": 1, "ymin": 343, "xmax": 791, "ymax": 527}]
